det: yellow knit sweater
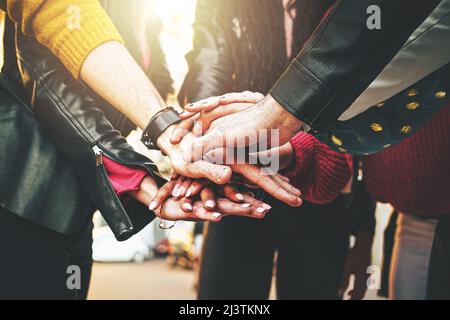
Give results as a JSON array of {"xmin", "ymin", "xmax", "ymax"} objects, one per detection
[{"xmin": 2, "ymin": 0, "xmax": 124, "ymax": 78}]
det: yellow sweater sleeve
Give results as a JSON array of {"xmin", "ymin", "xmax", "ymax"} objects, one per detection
[{"xmin": 5, "ymin": 0, "xmax": 124, "ymax": 78}]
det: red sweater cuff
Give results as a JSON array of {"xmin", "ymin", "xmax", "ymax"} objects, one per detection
[
  {"xmin": 102, "ymin": 156, "xmax": 147, "ymax": 196},
  {"xmin": 282, "ymin": 132, "xmax": 353, "ymax": 204}
]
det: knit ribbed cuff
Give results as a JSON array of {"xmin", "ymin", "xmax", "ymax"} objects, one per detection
[
  {"xmin": 34, "ymin": 1, "xmax": 124, "ymax": 79},
  {"xmin": 281, "ymin": 132, "xmax": 314, "ymax": 179}
]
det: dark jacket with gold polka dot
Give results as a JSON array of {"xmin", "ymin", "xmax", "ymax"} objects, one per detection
[{"xmin": 316, "ymin": 64, "xmax": 450, "ymax": 155}]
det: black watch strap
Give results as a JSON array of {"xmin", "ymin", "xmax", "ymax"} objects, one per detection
[{"xmin": 141, "ymin": 107, "xmax": 181, "ymax": 150}]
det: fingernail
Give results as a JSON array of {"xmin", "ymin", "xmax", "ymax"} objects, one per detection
[
  {"xmin": 172, "ymin": 186, "xmax": 180, "ymax": 197},
  {"xmin": 242, "ymin": 203, "xmax": 251, "ymax": 208},
  {"xmin": 193, "ymin": 122, "xmax": 202, "ymax": 133},
  {"xmin": 212, "ymin": 212, "xmax": 222, "ymax": 218},
  {"xmin": 149, "ymin": 201, "xmax": 158, "ymax": 210},
  {"xmin": 183, "ymin": 203, "xmax": 193, "ymax": 211},
  {"xmin": 178, "ymin": 187, "xmax": 185, "ymax": 197},
  {"xmin": 262, "ymin": 203, "xmax": 272, "ymax": 210},
  {"xmin": 236, "ymin": 193, "xmax": 244, "ymax": 201},
  {"xmin": 186, "ymin": 187, "xmax": 193, "ymax": 197},
  {"xmin": 256, "ymin": 207, "xmax": 266, "ymax": 214},
  {"xmin": 205, "ymin": 200, "xmax": 215, "ymax": 209}
]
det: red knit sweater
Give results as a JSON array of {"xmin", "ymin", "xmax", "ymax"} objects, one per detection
[
  {"xmin": 283, "ymin": 132, "xmax": 353, "ymax": 204},
  {"xmin": 363, "ymin": 104, "xmax": 450, "ymax": 217}
]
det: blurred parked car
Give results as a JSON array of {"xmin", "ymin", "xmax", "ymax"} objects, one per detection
[{"xmin": 93, "ymin": 226, "xmax": 152, "ymax": 263}]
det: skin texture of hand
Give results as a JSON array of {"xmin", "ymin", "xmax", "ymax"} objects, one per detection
[
  {"xmin": 180, "ymin": 93, "xmax": 303, "ymax": 162},
  {"xmin": 157, "ymin": 125, "xmax": 233, "ymax": 185},
  {"xmin": 339, "ymin": 231, "xmax": 374, "ymax": 300}
]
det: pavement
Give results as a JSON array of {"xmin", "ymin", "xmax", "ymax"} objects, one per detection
[{"xmin": 88, "ymin": 259, "xmax": 197, "ymax": 300}]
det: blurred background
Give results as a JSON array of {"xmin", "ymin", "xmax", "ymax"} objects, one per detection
[
  {"xmin": 88, "ymin": 0, "xmax": 203, "ymax": 299},
  {"xmin": 0, "ymin": 1, "xmax": 392, "ymax": 300}
]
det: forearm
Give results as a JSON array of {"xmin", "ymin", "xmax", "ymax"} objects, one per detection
[
  {"xmin": 80, "ymin": 41, "xmax": 166, "ymax": 129},
  {"xmin": 5, "ymin": 1, "xmax": 165, "ymax": 129}
]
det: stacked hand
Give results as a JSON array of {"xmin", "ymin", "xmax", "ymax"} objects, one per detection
[
  {"xmin": 128, "ymin": 174, "xmax": 271, "ymax": 223},
  {"xmin": 135, "ymin": 91, "xmax": 303, "ymax": 224},
  {"xmin": 177, "ymin": 92, "xmax": 303, "ymax": 163}
]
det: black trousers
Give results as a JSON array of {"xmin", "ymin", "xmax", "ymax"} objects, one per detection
[
  {"xmin": 198, "ymin": 196, "xmax": 350, "ymax": 300},
  {"xmin": 0, "ymin": 207, "xmax": 93, "ymax": 300}
]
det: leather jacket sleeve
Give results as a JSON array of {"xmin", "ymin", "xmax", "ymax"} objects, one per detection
[
  {"xmin": 15, "ymin": 31, "xmax": 166, "ymax": 241},
  {"xmin": 178, "ymin": 0, "xmax": 234, "ymax": 104},
  {"xmin": 270, "ymin": 0, "xmax": 441, "ymax": 133}
]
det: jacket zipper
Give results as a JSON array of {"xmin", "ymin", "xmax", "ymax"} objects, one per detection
[{"xmin": 92, "ymin": 145, "xmax": 133, "ymax": 230}]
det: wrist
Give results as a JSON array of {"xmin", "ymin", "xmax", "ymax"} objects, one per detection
[
  {"xmin": 156, "ymin": 125, "xmax": 176, "ymax": 155},
  {"xmin": 141, "ymin": 108, "xmax": 181, "ymax": 152},
  {"xmin": 260, "ymin": 95, "xmax": 305, "ymax": 144},
  {"xmin": 278, "ymin": 143, "xmax": 295, "ymax": 170}
]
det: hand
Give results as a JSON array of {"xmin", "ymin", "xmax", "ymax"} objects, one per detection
[
  {"xmin": 202, "ymin": 146, "xmax": 302, "ymax": 207},
  {"xmin": 230, "ymin": 162, "xmax": 302, "ymax": 207},
  {"xmin": 180, "ymin": 94, "xmax": 303, "ymax": 162},
  {"xmin": 157, "ymin": 126, "xmax": 233, "ymax": 185},
  {"xmin": 171, "ymin": 91, "xmax": 263, "ymax": 145},
  {"xmin": 145, "ymin": 175, "xmax": 272, "ymax": 221},
  {"xmin": 167, "ymin": 92, "xmax": 303, "ymax": 207},
  {"xmin": 339, "ymin": 231, "xmax": 373, "ymax": 300}
]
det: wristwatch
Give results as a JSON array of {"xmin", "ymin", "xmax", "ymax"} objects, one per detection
[{"xmin": 141, "ymin": 107, "xmax": 182, "ymax": 150}]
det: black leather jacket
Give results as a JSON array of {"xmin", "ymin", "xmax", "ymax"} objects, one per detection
[
  {"xmin": 270, "ymin": 0, "xmax": 441, "ymax": 133},
  {"xmin": 1, "ymin": 7, "xmax": 168, "ymax": 240}
]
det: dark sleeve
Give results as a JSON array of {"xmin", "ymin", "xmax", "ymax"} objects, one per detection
[
  {"xmin": 178, "ymin": 0, "xmax": 234, "ymax": 104},
  {"xmin": 270, "ymin": 0, "xmax": 441, "ymax": 132}
]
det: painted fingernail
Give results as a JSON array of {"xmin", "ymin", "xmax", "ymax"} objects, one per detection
[
  {"xmin": 212, "ymin": 212, "xmax": 222, "ymax": 218},
  {"xmin": 172, "ymin": 186, "xmax": 180, "ymax": 197},
  {"xmin": 242, "ymin": 203, "xmax": 251, "ymax": 208},
  {"xmin": 183, "ymin": 203, "xmax": 193, "ymax": 211},
  {"xmin": 186, "ymin": 187, "xmax": 193, "ymax": 197},
  {"xmin": 236, "ymin": 193, "xmax": 244, "ymax": 201},
  {"xmin": 149, "ymin": 201, "xmax": 158, "ymax": 211},
  {"xmin": 205, "ymin": 200, "xmax": 215, "ymax": 209},
  {"xmin": 256, "ymin": 207, "xmax": 266, "ymax": 214},
  {"xmin": 178, "ymin": 187, "xmax": 185, "ymax": 197},
  {"xmin": 262, "ymin": 203, "xmax": 272, "ymax": 210},
  {"xmin": 193, "ymin": 122, "xmax": 202, "ymax": 133}
]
